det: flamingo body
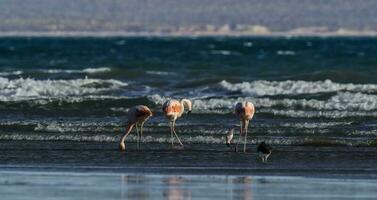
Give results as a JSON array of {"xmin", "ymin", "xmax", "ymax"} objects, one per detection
[
  {"xmin": 129, "ymin": 105, "xmax": 153, "ymax": 122},
  {"xmin": 163, "ymin": 100, "xmax": 183, "ymax": 120},
  {"xmin": 235, "ymin": 101, "xmax": 255, "ymax": 121}
]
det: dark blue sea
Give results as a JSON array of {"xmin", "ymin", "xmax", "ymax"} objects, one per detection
[{"xmin": 1, "ymin": 36, "xmax": 377, "ymax": 199}]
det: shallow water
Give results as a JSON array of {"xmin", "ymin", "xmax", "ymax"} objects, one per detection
[
  {"xmin": 1, "ymin": 171, "xmax": 377, "ymax": 200},
  {"xmin": 1, "ymin": 141, "xmax": 377, "ymax": 179}
]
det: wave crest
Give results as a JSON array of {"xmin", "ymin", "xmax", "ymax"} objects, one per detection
[
  {"xmin": 219, "ymin": 80, "xmax": 377, "ymax": 96},
  {"xmin": 149, "ymin": 91, "xmax": 377, "ymax": 114},
  {"xmin": 41, "ymin": 67, "xmax": 111, "ymax": 74},
  {"xmin": 0, "ymin": 77, "xmax": 127, "ymax": 101}
]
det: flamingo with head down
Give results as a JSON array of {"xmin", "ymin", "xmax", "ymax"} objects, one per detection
[{"xmin": 119, "ymin": 105, "xmax": 153, "ymax": 151}]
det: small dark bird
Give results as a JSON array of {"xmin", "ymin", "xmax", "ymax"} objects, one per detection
[{"xmin": 257, "ymin": 142, "xmax": 272, "ymax": 163}]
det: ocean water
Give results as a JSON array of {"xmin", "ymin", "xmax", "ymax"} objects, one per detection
[
  {"xmin": 1, "ymin": 37, "xmax": 377, "ymax": 199},
  {"xmin": 1, "ymin": 37, "xmax": 377, "ymax": 146}
]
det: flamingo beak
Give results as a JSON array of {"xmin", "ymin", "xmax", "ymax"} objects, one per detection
[{"xmin": 187, "ymin": 110, "xmax": 192, "ymax": 114}]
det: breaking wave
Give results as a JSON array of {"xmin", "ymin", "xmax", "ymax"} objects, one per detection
[
  {"xmin": 0, "ymin": 68, "xmax": 112, "ymax": 77},
  {"xmin": 0, "ymin": 132, "xmax": 375, "ymax": 146},
  {"xmin": 0, "ymin": 77, "xmax": 127, "ymax": 101},
  {"xmin": 146, "ymin": 71, "xmax": 177, "ymax": 76},
  {"xmin": 148, "ymin": 91, "xmax": 377, "ymax": 114},
  {"xmin": 219, "ymin": 80, "xmax": 377, "ymax": 96},
  {"xmin": 41, "ymin": 67, "xmax": 112, "ymax": 74},
  {"xmin": 0, "ymin": 71, "xmax": 23, "ymax": 76}
]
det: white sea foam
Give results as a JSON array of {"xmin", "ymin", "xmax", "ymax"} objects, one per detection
[
  {"xmin": 0, "ymin": 120, "xmax": 375, "ymax": 144},
  {"xmin": 219, "ymin": 80, "xmax": 377, "ymax": 96},
  {"xmin": 33, "ymin": 122, "xmax": 119, "ymax": 133},
  {"xmin": 0, "ymin": 133, "xmax": 225, "ymax": 144},
  {"xmin": 0, "ymin": 77, "xmax": 127, "ymax": 101},
  {"xmin": 276, "ymin": 50, "xmax": 296, "ymax": 55},
  {"xmin": 109, "ymin": 107, "xmax": 130, "ymax": 113},
  {"xmin": 148, "ymin": 94, "xmax": 170, "ymax": 105},
  {"xmin": 0, "ymin": 133, "xmax": 119, "ymax": 142},
  {"xmin": 22, "ymin": 95, "xmax": 128, "ymax": 105},
  {"xmin": 146, "ymin": 71, "xmax": 176, "ymax": 76},
  {"xmin": 42, "ymin": 67, "xmax": 111, "ymax": 74},
  {"xmin": 0, "ymin": 70, "xmax": 23, "ymax": 76},
  {"xmin": 210, "ymin": 50, "xmax": 234, "ymax": 55},
  {"xmin": 0, "ymin": 132, "xmax": 374, "ymax": 146},
  {"xmin": 0, "ymin": 120, "xmax": 347, "ymax": 137},
  {"xmin": 148, "ymin": 94, "xmax": 238, "ymax": 113},
  {"xmin": 259, "ymin": 108, "xmax": 377, "ymax": 119},
  {"xmin": 149, "ymin": 91, "xmax": 377, "ymax": 117},
  {"xmin": 271, "ymin": 122, "xmax": 348, "ymax": 129},
  {"xmin": 243, "ymin": 42, "xmax": 253, "ymax": 47},
  {"xmin": 252, "ymin": 92, "xmax": 377, "ymax": 111}
]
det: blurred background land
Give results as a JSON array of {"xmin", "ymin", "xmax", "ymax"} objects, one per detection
[{"xmin": 1, "ymin": 0, "xmax": 377, "ymax": 36}]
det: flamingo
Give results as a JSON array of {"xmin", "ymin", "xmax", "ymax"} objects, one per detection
[
  {"xmin": 119, "ymin": 105, "xmax": 153, "ymax": 151},
  {"xmin": 162, "ymin": 99, "xmax": 192, "ymax": 148},
  {"xmin": 235, "ymin": 101, "xmax": 255, "ymax": 152}
]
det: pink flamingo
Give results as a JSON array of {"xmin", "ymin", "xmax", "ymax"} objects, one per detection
[
  {"xmin": 119, "ymin": 105, "xmax": 153, "ymax": 151},
  {"xmin": 235, "ymin": 101, "xmax": 255, "ymax": 152},
  {"xmin": 162, "ymin": 99, "xmax": 192, "ymax": 148}
]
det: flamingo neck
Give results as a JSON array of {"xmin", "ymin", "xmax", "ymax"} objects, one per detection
[
  {"xmin": 121, "ymin": 123, "xmax": 134, "ymax": 143},
  {"xmin": 180, "ymin": 99, "xmax": 192, "ymax": 115}
]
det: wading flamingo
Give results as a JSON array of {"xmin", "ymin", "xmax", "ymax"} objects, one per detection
[
  {"xmin": 162, "ymin": 99, "xmax": 192, "ymax": 148},
  {"xmin": 235, "ymin": 101, "xmax": 255, "ymax": 152},
  {"xmin": 119, "ymin": 105, "xmax": 153, "ymax": 151}
]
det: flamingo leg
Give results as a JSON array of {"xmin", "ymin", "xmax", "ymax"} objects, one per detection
[
  {"xmin": 235, "ymin": 121, "xmax": 243, "ymax": 152},
  {"xmin": 140, "ymin": 122, "xmax": 144, "ymax": 139},
  {"xmin": 119, "ymin": 123, "xmax": 134, "ymax": 151},
  {"xmin": 170, "ymin": 121, "xmax": 174, "ymax": 148},
  {"xmin": 136, "ymin": 123, "xmax": 140, "ymax": 150},
  {"xmin": 172, "ymin": 120, "xmax": 183, "ymax": 146},
  {"xmin": 140, "ymin": 122, "xmax": 145, "ymax": 148},
  {"xmin": 244, "ymin": 120, "xmax": 249, "ymax": 152}
]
